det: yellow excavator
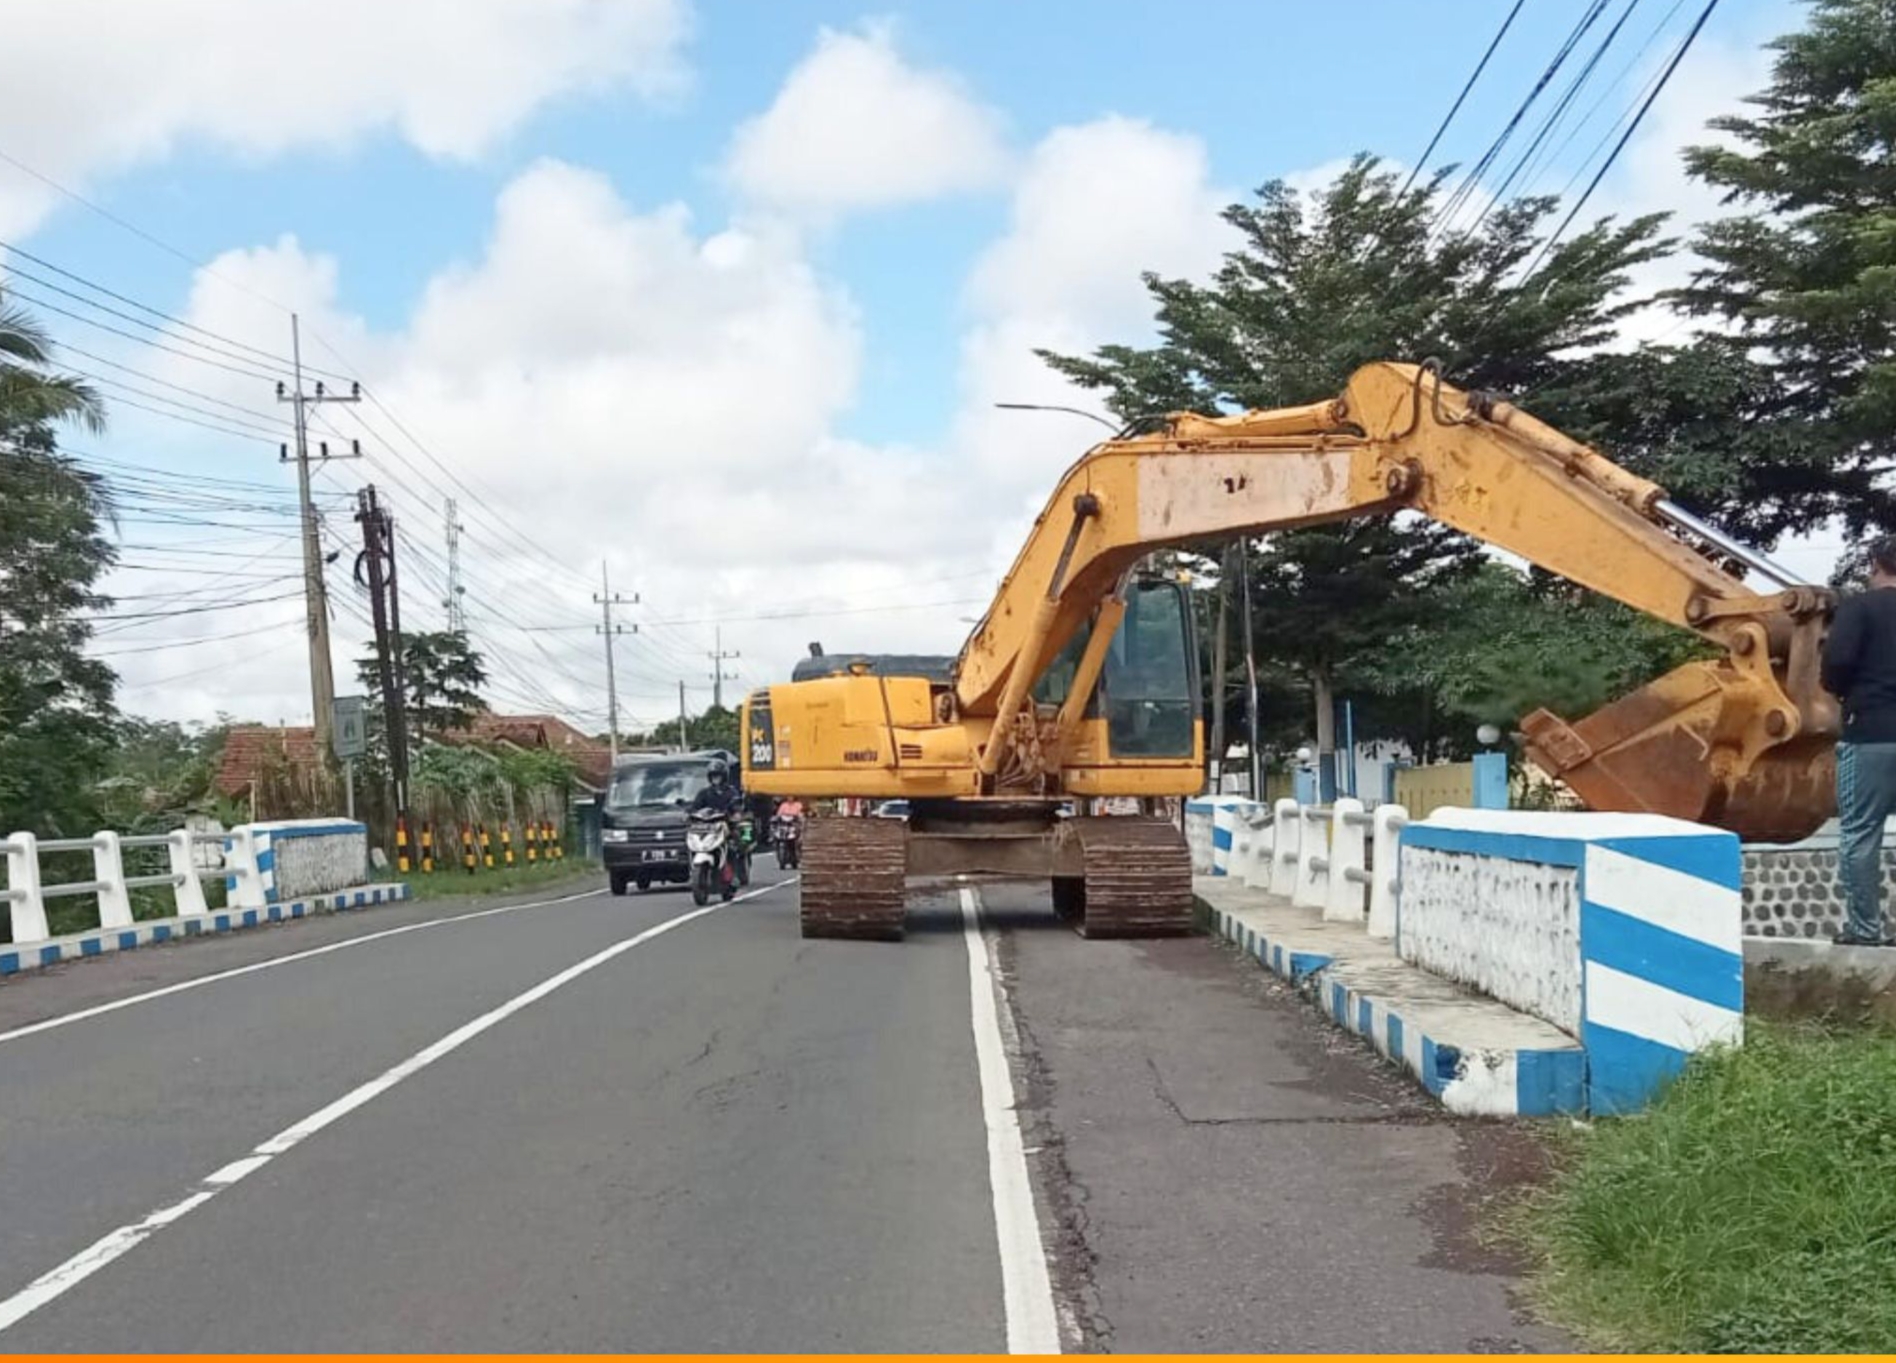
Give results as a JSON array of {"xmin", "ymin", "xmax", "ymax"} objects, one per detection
[{"xmin": 741, "ymin": 361, "xmax": 1839, "ymax": 940}]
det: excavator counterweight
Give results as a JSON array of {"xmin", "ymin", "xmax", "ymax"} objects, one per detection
[{"xmin": 745, "ymin": 361, "xmax": 1838, "ymax": 940}]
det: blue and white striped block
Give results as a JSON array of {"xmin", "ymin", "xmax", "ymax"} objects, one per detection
[
  {"xmin": 1207, "ymin": 904, "xmax": 1584, "ymax": 1115},
  {"xmin": 1403, "ymin": 811, "xmax": 1743, "ymax": 1115},
  {"xmin": 0, "ymin": 882, "xmax": 411, "ymax": 979},
  {"xmin": 227, "ymin": 819, "xmax": 368, "ymax": 904},
  {"xmin": 1185, "ymin": 797, "xmax": 1263, "ymax": 876},
  {"xmin": 1313, "ymin": 972, "xmax": 1586, "ymax": 1116}
]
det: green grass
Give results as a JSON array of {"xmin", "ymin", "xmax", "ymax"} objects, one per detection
[
  {"xmin": 395, "ymin": 856, "xmax": 600, "ymax": 901},
  {"xmin": 1520, "ymin": 1024, "xmax": 1896, "ymax": 1353}
]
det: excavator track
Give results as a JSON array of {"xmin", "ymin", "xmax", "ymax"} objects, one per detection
[
  {"xmin": 800, "ymin": 816, "xmax": 909, "ymax": 941},
  {"xmin": 1063, "ymin": 815, "xmax": 1193, "ymax": 939}
]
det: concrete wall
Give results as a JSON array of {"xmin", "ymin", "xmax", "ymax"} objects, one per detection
[
  {"xmin": 1401, "ymin": 809, "xmax": 1745, "ymax": 1114},
  {"xmin": 1741, "ymin": 842, "xmax": 1893, "ymax": 939},
  {"xmin": 1400, "ymin": 844, "xmax": 1582, "ymax": 1032},
  {"xmin": 229, "ymin": 820, "xmax": 369, "ymax": 905}
]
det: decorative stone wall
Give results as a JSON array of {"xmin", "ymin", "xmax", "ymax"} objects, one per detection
[
  {"xmin": 1742, "ymin": 843, "xmax": 1895, "ymax": 938},
  {"xmin": 1400, "ymin": 809, "xmax": 1744, "ymax": 1115},
  {"xmin": 1399, "ymin": 846, "xmax": 1582, "ymax": 1033}
]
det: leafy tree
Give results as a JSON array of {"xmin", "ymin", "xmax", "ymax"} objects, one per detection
[
  {"xmin": 96, "ymin": 715, "xmax": 240, "ymax": 830},
  {"xmin": 356, "ymin": 628, "xmax": 487, "ymax": 743},
  {"xmin": 1043, "ymin": 156, "xmax": 1671, "ymax": 774},
  {"xmin": 0, "ymin": 292, "xmax": 116, "ymax": 837},
  {"xmin": 620, "ymin": 703, "xmax": 740, "ymax": 755},
  {"xmin": 1360, "ymin": 562, "xmax": 1707, "ymax": 755},
  {"xmin": 1677, "ymin": 0, "xmax": 1896, "ymax": 542}
]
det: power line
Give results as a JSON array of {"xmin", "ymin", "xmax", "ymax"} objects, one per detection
[
  {"xmin": 0, "ymin": 143, "xmax": 299, "ymax": 318},
  {"xmin": 1431, "ymin": 0, "xmax": 1615, "ymax": 237},
  {"xmin": 1521, "ymin": 0, "xmax": 1722, "ymax": 281},
  {"xmin": 1, "ymin": 267, "xmax": 309, "ymax": 379},
  {"xmin": 3, "ymin": 287, "xmax": 286, "ymax": 383},
  {"xmin": 0, "ymin": 236, "xmax": 339, "ymax": 376},
  {"xmin": 1473, "ymin": 0, "xmax": 1644, "ymax": 229},
  {"xmin": 1399, "ymin": 0, "xmax": 1527, "ymax": 197}
]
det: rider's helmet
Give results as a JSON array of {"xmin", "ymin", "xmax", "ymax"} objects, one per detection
[{"xmin": 707, "ymin": 758, "xmax": 730, "ymax": 788}]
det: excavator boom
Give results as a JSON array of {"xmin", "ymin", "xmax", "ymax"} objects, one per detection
[
  {"xmin": 745, "ymin": 360, "xmax": 1837, "ymax": 941},
  {"xmin": 946, "ymin": 360, "xmax": 1836, "ymax": 841}
]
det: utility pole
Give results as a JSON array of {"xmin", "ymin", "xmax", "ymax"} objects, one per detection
[
  {"xmin": 1209, "ymin": 544, "xmax": 1231, "ymax": 792},
  {"xmin": 678, "ymin": 681, "xmax": 690, "ymax": 755},
  {"xmin": 593, "ymin": 563, "xmax": 637, "ymax": 762},
  {"xmin": 1236, "ymin": 536, "xmax": 1262, "ymax": 800},
  {"xmin": 276, "ymin": 312, "xmax": 360, "ymax": 753},
  {"xmin": 706, "ymin": 626, "xmax": 740, "ymax": 711},
  {"xmin": 442, "ymin": 497, "xmax": 467, "ymax": 633},
  {"xmin": 354, "ymin": 485, "xmax": 410, "ymax": 811}
]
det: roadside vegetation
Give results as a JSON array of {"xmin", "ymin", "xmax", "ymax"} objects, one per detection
[
  {"xmin": 395, "ymin": 855, "xmax": 599, "ymax": 902},
  {"xmin": 1521, "ymin": 1025, "xmax": 1896, "ymax": 1353}
]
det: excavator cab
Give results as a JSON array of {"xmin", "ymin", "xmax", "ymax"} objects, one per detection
[{"xmin": 1034, "ymin": 575, "xmax": 1200, "ymax": 762}]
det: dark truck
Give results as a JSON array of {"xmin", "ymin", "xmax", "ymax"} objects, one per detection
[{"xmin": 600, "ymin": 749, "xmax": 740, "ymax": 895}]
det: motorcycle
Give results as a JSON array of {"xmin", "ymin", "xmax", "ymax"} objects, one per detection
[
  {"xmin": 686, "ymin": 809, "xmax": 738, "ymax": 906},
  {"xmin": 771, "ymin": 811, "xmax": 803, "ymax": 869}
]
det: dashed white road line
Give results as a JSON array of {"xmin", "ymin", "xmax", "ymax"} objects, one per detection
[
  {"xmin": 0, "ymin": 886, "xmax": 609, "ymax": 1048},
  {"xmin": 959, "ymin": 884, "xmax": 1061, "ymax": 1355},
  {"xmin": 0, "ymin": 876, "xmax": 795, "ymax": 1337}
]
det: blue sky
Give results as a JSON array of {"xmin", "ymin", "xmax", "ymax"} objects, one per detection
[{"xmin": 0, "ymin": 0, "xmax": 1805, "ymax": 725}]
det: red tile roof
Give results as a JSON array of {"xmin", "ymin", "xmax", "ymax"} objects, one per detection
[
  {"xmin": 214, "ymin": 725, "xmax": 320, "ymax": 796},
  {"xmin": 214, "ymin": 714, "xmax": 612, "ymax": 794}
]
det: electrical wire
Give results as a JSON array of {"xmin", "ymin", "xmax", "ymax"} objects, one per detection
[
  {"xmin": 1399, "ymin": 0, "xmax": 1527, "ymax": 197},
  {"xmin": 1520, "ymin": 0, "xmax": 1721, "ymax": 281}
]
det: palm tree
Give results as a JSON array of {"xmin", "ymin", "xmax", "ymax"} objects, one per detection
[{"xmin": 0, "ymin": 289, "xmax": 105, "ymax": 434}]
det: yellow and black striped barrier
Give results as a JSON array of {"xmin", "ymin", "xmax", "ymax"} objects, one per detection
[
  {"xmin": 420, "ymin": 822, "xmax": 435, "ymax": 874},
  {"xmin": 525, "ymin": 822, "xmax": 539, "ymax": 863},
  {"xmin": 479, "ymin": 824, "xmax": 494, "ymax": 869},
  {"xmin": 395, "ymin": 815, "xmax": 411, "ymax": 874}
]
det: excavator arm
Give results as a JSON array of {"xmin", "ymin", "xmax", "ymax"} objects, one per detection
[{"xmin": 954, "ymin": 361, "xmax": 1837, "ymax": 842}]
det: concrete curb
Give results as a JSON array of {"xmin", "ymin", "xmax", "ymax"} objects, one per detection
[
  {"xmin": 1203, "ymin": 895, "xmax": 1586, "ymax": 1117},
  {"xmin": 0, "ymin": 882, "xmax": 412, "ymax": 979}
]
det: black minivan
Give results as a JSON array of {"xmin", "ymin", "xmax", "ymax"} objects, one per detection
[{"xmin": 600, "ymin": 749, "xmax": 740, "ymax": 895}]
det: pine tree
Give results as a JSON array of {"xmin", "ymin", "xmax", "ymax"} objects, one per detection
[
  {"xmin": 1679, "ymin": 0, "xmax": 1896, "ymax": 540},
  {"xmin": 1042, "ymin": 156, "xmax": 1673, "ymax": 773}
]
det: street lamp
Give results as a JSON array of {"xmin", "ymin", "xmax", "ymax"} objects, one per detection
[{"xmin": 1476, "ymin": 723, "xmax": 1502, "ymax": 749}]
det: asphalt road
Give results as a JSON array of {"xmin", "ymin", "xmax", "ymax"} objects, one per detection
[{"xmin": 0, "ymin": 864, "xmax": 1566, "ymax": 1352}]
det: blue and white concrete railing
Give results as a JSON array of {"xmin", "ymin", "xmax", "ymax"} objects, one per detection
[
  {"xmin": 2, "ymin": 827, "xmax": 244, "ymax": 947},
  {"xmin": 1400, "ymin": 809, "xmax": 1744, "ymax": 1113},
  {"xmin": 1196, "ymin": 796, "xmax": 1747, "ymax": 1113},
  {"xmin": 1187, "ymin": 794, "xmax": 1408, "ymax": 938},
  {"xmin": 3, "ymin": 819, "xmax": 377, "ymax": 950}
]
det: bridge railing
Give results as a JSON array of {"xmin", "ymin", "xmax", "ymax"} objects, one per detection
[
  {"xmin": 1, "ymin": 827, "xmax": 259, "ymax": 947},
  {"xmin": 1192, "ymin": 796, "xmax": 1409, "ymax": 940}
]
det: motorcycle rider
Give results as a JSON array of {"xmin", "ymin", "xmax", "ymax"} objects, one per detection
[{"xmin": 690, "ymin": 758, "xmax": 744, "ymax": 819}]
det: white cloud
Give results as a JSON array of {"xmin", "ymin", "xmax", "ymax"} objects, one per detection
[
  {"xmin": 723, "ymin": 21, "xmax": 1010, "ymax": 216},
  {"xmin": 0, "ymin": 0, "xmax": 690, "ymax": 237},
  {"xmin": 955, "ymin": 117, "xmax": 1236, "ymax": 552},
  {"xmin": 106, "ymin": 113, "xmax": 1236, "ymax": 726}
]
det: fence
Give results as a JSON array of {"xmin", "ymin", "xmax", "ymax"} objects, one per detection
[
  {"xmin": 1194, "ymin": 796, "xmax": 1409, "ymax": 937},
  {"xmin": 392, "ymin": 816, "xmax": 567, "ymax": 875},
  {"xmin": 3, "ymin": 826, "xmax": 248, "ymax": 947},
  {"xmin": 1191, "ymin": 796, "xmax": 1747, "ymax": 1114}
]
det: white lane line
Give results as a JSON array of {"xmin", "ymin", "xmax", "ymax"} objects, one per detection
[
  {"xmin": 0, "ymin": 875, "xmax": 796, "ymax": 1337},
  {"xmin": 0, "ymin": 886, "xmax": 608, "ymax": 1048},
  {"xmin": 959, "ymin": 885, "xmax": 1061, "ymax": 1355}
]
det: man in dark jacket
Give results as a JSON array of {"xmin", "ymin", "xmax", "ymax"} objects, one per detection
[{"xmin": 1820, "ymin": 536, "xmax": 1896, "ymax": 946}]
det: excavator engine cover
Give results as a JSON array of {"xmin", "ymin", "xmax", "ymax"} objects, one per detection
[{"xmin": 1522, "ymin": 658, "xmax": 1835, "ymax": 845}]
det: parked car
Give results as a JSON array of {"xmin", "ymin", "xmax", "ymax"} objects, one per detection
[
  {"xmin": 871, "ymin": 799, "xmax": 911, "ymax": 820},
  {"xmin": 600, "ymin": 749, "xmax": 740, "ymax": 895}
]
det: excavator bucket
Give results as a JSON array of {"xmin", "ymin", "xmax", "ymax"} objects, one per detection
[{"xmin": 1521, "ymin": 659, "xmax": 1835, "ymax": 845}]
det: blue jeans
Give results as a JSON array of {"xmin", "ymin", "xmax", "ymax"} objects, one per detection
[{"xmin": 1836, "ymin": 741, "xmax": 1896, "ymax": 940}]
